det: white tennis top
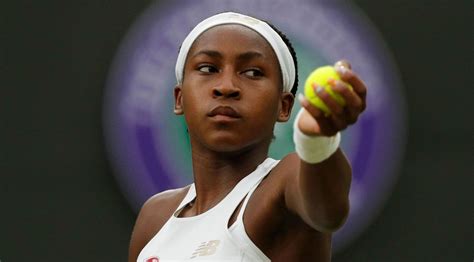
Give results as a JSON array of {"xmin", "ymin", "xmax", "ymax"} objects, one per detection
[{"xmin": 137, "ymin": 158, "xmax": 279, "ymax": 262}]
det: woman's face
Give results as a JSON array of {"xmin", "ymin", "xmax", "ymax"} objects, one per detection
[{"xmin": 174, "ymin": 24, "xmax": 294, "ymax": 153}]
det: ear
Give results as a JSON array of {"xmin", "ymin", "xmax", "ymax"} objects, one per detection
[
  {"xmin": 174, "ymin": 85, "xmax": 184, "ymax": 115},
  {"xmin": 277, "ymin": 92, "xmax": 295, "ymax": 122}
]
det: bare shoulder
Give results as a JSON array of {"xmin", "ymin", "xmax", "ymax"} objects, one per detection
[
  {"xmin": 268, "ymin": 153, "xmax": 300, "ymax": 185},
  {"xmin": 128, "ymin": 186, "xmax": 190, "ymax": 262},
  {"xmin": 135, "ymin": 186, "xmax": 189, "ymax": 230},
  {"xmin": 250, "ymin": 153, "xmax": 300, "ymax": 204},
  {"xmin": 243, "ymin": 153, "xmax": 300, "ymax": 230},
  {"xmin": 274, "ymin": 153, "xmax": 300, "ymax": 175}
]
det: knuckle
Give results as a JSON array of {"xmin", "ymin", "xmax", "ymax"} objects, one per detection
[
  {"xmin": 341, "ymin": 71, "xmax": 355, "ymax": 82},
  {"xmin": 358, "ymin": 87, "xmax": 367, "ymax": 96},
  {"xmin": 351, "ymin": 101, "xmax": 363, "ymax": 111},
  {"xmin": 334, "ymin": 107, "xmax": 344, "ymax": 116},
  {"xmin": 340, "ymin": 87, "xmax": 353, "ymax": 98},
  {"xmin": 348, "ymin": 116, "xmax": 358, "ymax": 125},
  {"xmin": 319, "ymin": 91, "xmax": 331, "ymax": 100},
  {"xmin": 332, "ymin": 104, "xmax": 344, "ymax": 115}
]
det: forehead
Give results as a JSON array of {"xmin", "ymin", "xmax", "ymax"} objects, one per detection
[{"xmin": 187, "ymin": 24, "xmax": 276, "ymax": 58}]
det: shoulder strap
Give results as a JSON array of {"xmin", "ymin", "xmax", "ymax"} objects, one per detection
[
  {"xmin": 172, "ymin": 158, "xmax": 279, "ymax": 221},
  {"xmin": 221, "ymin": 158, "xmax": 279, "ymax": 225},
  {"xmin": 235, "ymin": 158, "xmax": 279, "ymax": 221},
  {"xmin": 173, "ymin": 184, "xmax": 196, "ymax": 215}
]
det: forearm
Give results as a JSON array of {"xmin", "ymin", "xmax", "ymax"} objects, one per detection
[
  {"xmin": 288, "ymin": 60, "xmax": 366, "ymax": 232},
  {"xmin": 293, "ymin": 149, "xmax": 352, "ymax": 232}
]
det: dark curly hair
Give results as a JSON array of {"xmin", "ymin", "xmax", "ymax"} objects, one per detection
[{"xmin": 265, "ymin": 21, "xmax": 299, "ymax": 96}]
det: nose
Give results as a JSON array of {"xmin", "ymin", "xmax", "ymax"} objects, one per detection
[{"xmin": 212, "ymin": 73, "xmax": 240, "ymax": 99}]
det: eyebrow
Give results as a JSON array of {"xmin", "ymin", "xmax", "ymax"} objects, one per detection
[
  {"xmin": 191, "ymin": 50, "xmax": 264, "ymax": 61},
  {"xmin": 191, "ymin": 50, "xmax": 223, "ymax": 59},
  {"xmin": 236, "ymin": 51, "xmax": 264, "ymax": 62}
]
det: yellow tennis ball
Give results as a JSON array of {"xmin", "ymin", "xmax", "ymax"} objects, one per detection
[{"xmin": 304, "ymin": 66, "xmax": 352, "ymax": 114}]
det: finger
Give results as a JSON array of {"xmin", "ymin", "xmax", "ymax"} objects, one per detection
[
  {"xmin": 297, "ymin": 93, "xmax": 324, "ymax": 119},
  {"xmin": 329, "ymin": 79, "xmax": 363, "ymax": 111},
  {"xmin": 344, "ymin": 107, "xmax": 359, "ymax": 125},
  {"xmin": 329, "ymin": 112, "xmax": 348, "ymax": 131},
  {"xmin": 334, "ymin": 64, "xmax": 367, "ymax": 101},
  {"xmin": 328, "ymin": 79, "xmax": 362, "ymax": 125},
  {"xmin": 298, "ymin": 94, "xmax": 338, "ymax": 136},
  {"xmin": 313, "ymin": 83, "xmax": 344, "ymax": 116},
  {"xmin": 316, "ymin": 116, "xmax": 339, "ymax": 136},
  {"xmin": 313, "ymin": 84, "xmax": 349, "ymax": 133}
]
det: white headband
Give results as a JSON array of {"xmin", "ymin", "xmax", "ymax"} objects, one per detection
[{"xmin": 175, "ymin": 12, "xmax": 296, "ymax": 93}]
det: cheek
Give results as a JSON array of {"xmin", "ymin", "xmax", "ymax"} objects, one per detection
[
  {"xmin": 179, "ymin": 90, "xmax": 203, "ymax": 128},
  {"xmin": 181, "ymin": 85, "xmax": 206, "ymax": 109},
  {"xmin": 247, "ymin": 90, "xmax": 282, "ymax": 124}
]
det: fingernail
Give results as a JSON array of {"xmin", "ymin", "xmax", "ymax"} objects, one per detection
[
  {"xmin": 335, "ymin": 65, "xmax": 348, "ymax": 75},
  {"xmin": 297, "ymin": 93, "xmax": 304, "ymax": 102},
  {"xmin": 327, "ymin": 78, "xmax": 336, "ymax": 86},
  {"xmin": 297, "ymin": 93, "xmax": 307, "ymax": 106},
  {"xmin": 316, "ymin": 86, "xmax": 324, "ymax": 93},
  {"xmin": 335, "ymin": 60, "xmax": 351, "ymax": 69}
]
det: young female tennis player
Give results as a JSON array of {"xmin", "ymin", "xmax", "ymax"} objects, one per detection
[{"xmin": 129, "ymin": 12, "xmax": 367, "ymax": 262}]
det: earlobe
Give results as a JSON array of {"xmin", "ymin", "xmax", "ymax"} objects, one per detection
[
  {"xmin": 277, "ymin": 93, "xmax": 295, "ymax": 122},
  {"xmin": 174, "ymin": 86, "xmax": 184, "ymax": 115}
]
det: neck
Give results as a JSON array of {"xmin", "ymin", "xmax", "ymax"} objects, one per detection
[{"xmin": 188, "ymin": 138, "xmax": 271, "ymax": 214}]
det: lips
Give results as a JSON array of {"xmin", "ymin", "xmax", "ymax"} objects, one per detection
[{"xmin": 207, "ymin": 106, "xmax": 241, "ymax": 118}]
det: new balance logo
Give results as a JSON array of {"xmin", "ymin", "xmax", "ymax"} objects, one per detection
[{"xmin": 190, "ymin": 240, "xmax": 221, "ymax": 259}]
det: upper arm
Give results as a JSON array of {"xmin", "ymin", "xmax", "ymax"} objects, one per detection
[
  {"xmin": 128, "ymin": 197, "xmax": 159, "ymax": 262},
  {"xmin": 128, "ymin": 188, "xmax": 187, "ymax": 262}
]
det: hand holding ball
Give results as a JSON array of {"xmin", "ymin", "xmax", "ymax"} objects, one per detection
[{"xmin": 304, "ymin": 66, "xmax": 353, "ymax": 115}]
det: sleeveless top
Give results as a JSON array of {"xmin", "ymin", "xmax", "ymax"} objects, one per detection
[{"xmin": 137, "ymin": 158, "xmax": 279, "ymax": 262}]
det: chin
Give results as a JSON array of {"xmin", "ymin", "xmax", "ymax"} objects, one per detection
[
  {"xmin": 190, "ymin": 128, "xmax": 271, "ymax": 154},
  {"xmin": 206, "ymin": 136, "xmax": 246, "ymax": 153}
]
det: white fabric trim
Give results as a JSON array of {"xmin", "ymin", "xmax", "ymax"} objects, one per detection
[
  {"xmin": 293, "ymin": 108, "xmax": 341, "ymax": 164},
  {"xmin": 137, "ymin": 158, "xmax": 278, "ymax": 261},
  {"xmin": 175, "ymin": 12, "xmax": 296, "ymax": 93},
  {"xmin": 228, "ymin": 175, "xmax": 272, "ymax": 262}
]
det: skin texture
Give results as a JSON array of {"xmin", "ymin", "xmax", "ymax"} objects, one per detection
[{"xmin": 128, "ymin": 24, "xmax": 367, "ymax": 262}]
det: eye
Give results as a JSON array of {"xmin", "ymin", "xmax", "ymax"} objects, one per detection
[
  {"xmin": 243, "ymin": 69, "xmax": 264, "ymax": 78},
  {"xmin": 198, "ymin": 65, "xmax": 218, "ymax": 73}
]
